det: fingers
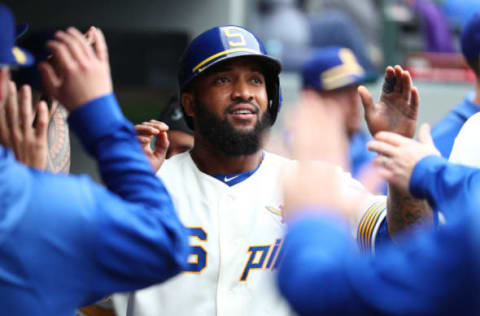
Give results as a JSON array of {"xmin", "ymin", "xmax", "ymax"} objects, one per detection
[
  {"xmin": 34, "ymin": 101, "xmax": 49, "ymax": 140},
  {"xmin": 6, "ymin": 81, "xmax": 22, "ymax": 153},
  {"xmin": 410, "ymin": 86, "xmax": 419, "ymax": 115},
  {"xmin": 367, "ymin": 139, "xmax": 397, "ymax": 157},
  {"xmin": 85, "ymin": 26, "xmax": 96, "ymax": 46},
  {"xmin": 137, "ymin": 135, "xmax": 152, "ymax": 145},
  {"xmin": 46, "ymin": 39, "xmax": 76, "ymax": 73},
  {"xmin": 401, "ymin": 68, "xmax": 412, "ymax": 102},
  {"xmin": 358, "ymin": 85, "xmax": 373, "ymax": 116},
  {"xmin": 135, "ymin": 120, "xmax": 168, "ymax": 135},
  {"xmin": 19, "ymin": 85, "xmax": 33, "ymax": 137},
  {"xmin": 373, "ymin": 131, "xmax": 410, "ymax": 147},
  {"xmin": 0, "ymin": 85, "xmax": 9, "ymax": 146},
  {"xmin": 153, "ymin": 130, "xmax": 169, "ymax": 158},
  {"xmin": 381, "ymin": 66, "xmax": 396, "ymax": 94},
  {"xmin": 373, "ymin": 163, "xmax": 395, "ymax": 183},
  {"xmin": 66, "ymin": 27, "xmax": 95, "ymax": 58},
  {"xmin": 53, "ymin": 29, "xmax": 90, "ymax": 68},
  {"xmin": 92, "ymin": 28, "xmax": 109, "ymax": 61}
]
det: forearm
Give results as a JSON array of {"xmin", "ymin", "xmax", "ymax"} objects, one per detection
[
  {"xmin": 66, "ymin": 94, "xmax": 188, "ymax": 291},
  {"xmin": 410, "ymin": 155, "xmax": 480, "ymax": 220},
  {"xmin": 386, "ymin": 184, "xmax": 433, "ymax": 239},
  {"xmin": 68, "ymin": 94, "xmax": 165, "ymax": 207},
  {"xmin": 46, "ymin": 102, "xmax": 70, "ymax": 173}
]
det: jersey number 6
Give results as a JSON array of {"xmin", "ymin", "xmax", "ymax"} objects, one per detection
[{"xmin": 185, "ymin": 227, "xmax": 207, "ymax": 273}]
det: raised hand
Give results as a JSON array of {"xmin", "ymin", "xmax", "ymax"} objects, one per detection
[
  {"xmin": 367, "ymin": 123, "xmax": 440, "ymax": 192},
  {"xmin": 283, "ymin": 92, "xmax": 382, "ymax": 222},
  {"xmin": 359, "ymin": 65, "xmax": 419, "ymax": 138},
  {"xmin": 0, "ymin": 82, "xmax": 49, "ymax": 169},
  {"xmin": 135, "ymin": 120, "xmax": 169, "ymax": 172},
  {"xmin": 39, "ymin": 27, "xmax": 112, "ymax": 111}
]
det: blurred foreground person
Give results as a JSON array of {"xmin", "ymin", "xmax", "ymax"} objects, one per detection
[
  {"xmin": 301, "ymin": 46, "xmax": 381, "ymax": 181},
  {"xmin": 0, "ymin": 5, "xmax": 187, "ymax": 316},
  {"xmin": 278, "ymin": 93, "xmax": 480, "ymax": 315}
]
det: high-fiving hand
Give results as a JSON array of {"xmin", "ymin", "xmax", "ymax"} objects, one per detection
[
  {"xmin": 367, "ymin": 123, "xmax": 440, "ymax": 192},
  {"xmin": 359, "ymin": 65, "xmax": 419, "ymax": 139},
  {"xmin": 39, "ymin": 27, "xmax": 112, "ymax": 111}
]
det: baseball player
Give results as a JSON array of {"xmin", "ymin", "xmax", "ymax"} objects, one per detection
[
  {"xmin": 0, "ymin": 4, "xmax": 188, "ymax": 315},
  {"xmin": 114, "ymin": 25, "xmax": 430, "ymax": 316}
]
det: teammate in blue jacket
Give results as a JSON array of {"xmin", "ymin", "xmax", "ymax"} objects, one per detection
[
  {"xmin": 0, "ymin": 5, "xmax": 188, "ymax": 316},
  {"xmin": 278, "ymin": 98, "xmax": 480, "ymax": 315}
]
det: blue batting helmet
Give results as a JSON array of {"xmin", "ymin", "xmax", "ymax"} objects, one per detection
[
  {"xmin": 302, "ymin": 47, "xmax": 366, "ymax": 91},
  {"xmin": 178, "ymin": 25, "xmax": 282, "ymax": 127}
]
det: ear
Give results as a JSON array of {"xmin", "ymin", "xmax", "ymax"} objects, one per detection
[
  {"xmin": 0, "ymin": 67, "xmax": 10, "ymax": 103},
  {"xmin": 181, "ymin": 92, "xmax": 195, "ymax": 117}
]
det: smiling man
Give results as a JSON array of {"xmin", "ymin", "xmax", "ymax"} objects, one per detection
[{"xmin": 114, "ymin": 25, "xmax": 431, "ymax": 316}]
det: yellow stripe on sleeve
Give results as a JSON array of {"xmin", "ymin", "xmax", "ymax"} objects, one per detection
[{"xmin": 357, "ymin": 202, "xmax": 386, "ymax": 253}]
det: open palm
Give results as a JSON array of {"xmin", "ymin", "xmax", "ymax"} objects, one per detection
[{"xmin": 359, "ymin": 66, "xmax": 418, "ymax": 138}]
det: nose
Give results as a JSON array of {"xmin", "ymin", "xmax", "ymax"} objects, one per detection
[{"xmin": 231, "ymin": 77, "xmax": 253, "ymax": 102}]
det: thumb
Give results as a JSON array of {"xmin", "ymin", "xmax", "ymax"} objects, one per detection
[
  {"xmin": 418, "ymin": 123, "xmax": 434, "ymax": 146},
  {"xmin": 358, "ymin": 85, "xmax": 374, "ymax": 117}
]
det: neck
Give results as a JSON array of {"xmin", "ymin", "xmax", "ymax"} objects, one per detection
[{"xmin": 190, "ymin": 136, "xmax": 264, "ymax": 175}]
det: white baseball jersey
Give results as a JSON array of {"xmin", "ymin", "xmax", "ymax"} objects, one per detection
[
  {"xmin": 113, "ymin": 151, "xmax": 386, "ymax": 316},
  {"xmin": 449, "ymin": 112, "xmax": 480, "ymax": 167}
]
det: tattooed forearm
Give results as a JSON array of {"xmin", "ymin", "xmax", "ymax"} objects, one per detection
[
  {"xmin": 387, "ymin": 184, "xmax": 433, "ymax": 240},
  {"xmin": 46, "ymin": 101, "xmax": 70, "ymax": 173}
]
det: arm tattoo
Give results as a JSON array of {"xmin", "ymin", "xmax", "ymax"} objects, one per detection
[
  {"xmin": 386, "ymin": 184, "xmax": 433, "ymax": 240},
  {"xmin": 46, "ymin": 102, "xmax": 71, "ymax": 173}
]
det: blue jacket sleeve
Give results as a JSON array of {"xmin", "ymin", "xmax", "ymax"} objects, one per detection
[
  {"xmin": 278, "ymin": 212, "xmax": 480, "ymax": 315},
  {"xmin": 66, "ymin": 94, "xmax": 189, "ymax": 293},
  {"xmin": 410, "ymin": 155, "xmax": 480, "ymax": 221},
  {"xmin": 0, "ymin": 94, "xmax": 188, "ymax": 313}
]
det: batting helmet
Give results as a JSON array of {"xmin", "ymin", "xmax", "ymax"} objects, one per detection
[{"xmin": 178, "ymin": 25, "xmax": 282, "ymax": 128}]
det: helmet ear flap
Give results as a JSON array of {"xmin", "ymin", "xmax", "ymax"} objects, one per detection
[
  {"xmin": 179, "ymin": 89, "xmax": 195, "ymax": 130},
  {"xmin": 266, "ymin": 75, "xmax": 281, "ymax": 125}
]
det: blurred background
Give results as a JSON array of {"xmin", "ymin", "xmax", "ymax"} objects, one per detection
[{"xmin": 7, "ymin": 0, "xmax": 477, "ymax": 180}]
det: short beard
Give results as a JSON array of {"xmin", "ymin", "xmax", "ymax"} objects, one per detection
[{"xmin": 194, "ymin": 100, "xmax": 272, "ymax": 156}]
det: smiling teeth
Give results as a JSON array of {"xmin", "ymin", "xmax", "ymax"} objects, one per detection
[{"xmin": 234, "ymin": 110, "xmax": 252, "ymax": 114}]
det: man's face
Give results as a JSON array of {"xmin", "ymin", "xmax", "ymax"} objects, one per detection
[
  {"xmin": 184, "ymin": 57, "xmax": 272, "ymax": 155},
  {"xmin": 322, "ymin": 85, "xmax": 361, "ymax": 138}
]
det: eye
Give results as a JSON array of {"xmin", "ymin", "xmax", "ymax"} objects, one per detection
[
  {"xmin": 250, "ymin": 75, "xmax": 264, "ymax": 85},
  {"xmin": 214, "ymin": 76, "xmax": 230, "ymax": 84}
]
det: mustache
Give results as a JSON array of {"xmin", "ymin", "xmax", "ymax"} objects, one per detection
[{"xmin": 225, "ymin": 99, "xmax": 260, "ymax": 113}]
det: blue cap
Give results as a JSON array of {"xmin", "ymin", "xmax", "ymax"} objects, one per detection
[
  {"xmin": 0, "ymin": 4, "xmax": 34, "ymax": 66},
  {"xmin": 461, "ymin": 11, "xmax": 480, "ymax": 61},
  {"xmin": 302, "ymin": 47, "xmax": 366, "ymax": 91}
]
